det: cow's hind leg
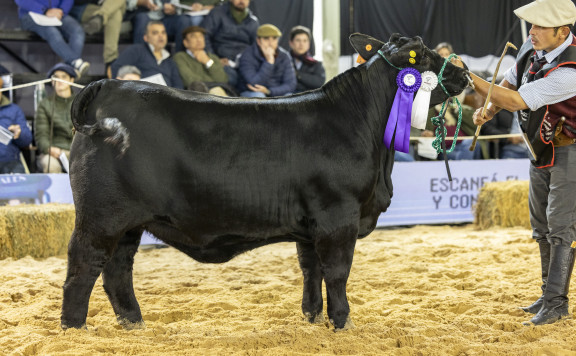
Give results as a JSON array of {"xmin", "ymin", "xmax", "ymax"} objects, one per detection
[
  {"xmin": 102, "ymin": 228, "xmax": 144, "ymax": 329},
  {"xmin": 61, "ymin": 229, "xmax": 116, "ymax": 329},
  {"xmin": 296, "ymin": 242, "xmax": 324, "ymax": 323},
  {"xmin": 315, "ymin": 225, "xmax": 357, "ymax": 331}
]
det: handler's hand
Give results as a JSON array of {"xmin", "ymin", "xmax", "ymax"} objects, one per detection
[
  {"xmin": 450, "ymin": 55, "xmax": 465, "ymax": 69},
  {"xmin": 472, "ymin": 107, "xmax": 495, "ymax": 126}
]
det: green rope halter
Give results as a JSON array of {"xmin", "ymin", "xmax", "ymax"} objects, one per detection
[{"xmin": 430, "ymin": 53, "xmax": 463, "ymax": 154}]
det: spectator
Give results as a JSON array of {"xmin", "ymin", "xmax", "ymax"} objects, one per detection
[
  {"xmin": 35, "ymin": 63, "xmax": 77, "ymax": 173},
  {"xmin": 0, "ymin": 65, "xmax": 33, "ymax": 174},
  {"xmin": 201, "ymin": 0, "xmax": 259, "ymax": 86},
  {"xmin": 131, "ymin": 0, "xmax": 214, "ymax": 53},
  {"xmin": 237, "ymin": 24, "xmax": 296, "ymax": 98},
  {"xmin": 176, "ymin": 0, "xmax": 219, "ymax": 28},
  {"xmin": 70, "ymin": 0, "xmax": 127, "ymax": 77},
  {"xmin": 288, "ymin": 25, "xmax": 325, "ymax": 93},
  {"xmin": 116, "ymin": 65, "xmax": 141, "ymax": 80},
  {"xmin": 111, "ymin": 21, "xmax": 184, "ymax": 88},
  {"xmin": 15, "ymin": 0, "xmax": 90, "ymax": 77},
  {"xmin": 173, "ymin": 26, "xmax": 229, "ymax": 96}
]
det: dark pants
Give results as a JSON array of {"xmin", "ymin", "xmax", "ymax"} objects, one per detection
[
  {"xmin": 529, "ymin": 144, "xmax": 576, "ymax": 246},
  {"xmin": 0, "ymin": 160, "xmax": 26, "ymax": 174}
]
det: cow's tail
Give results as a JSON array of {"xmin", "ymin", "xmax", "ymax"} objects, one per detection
[{"xmin": 71, "ymin": 79, "xmax": 130, "ymax": 156}]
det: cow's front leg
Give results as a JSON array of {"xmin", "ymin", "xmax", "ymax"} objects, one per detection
[
  {"xmin": 316, "ymin": 226, "xmax": 357, "ymax": 331},
  {"xmin": 61, "ymin": 229, "xmax": 114, "ymax": 329},
  {"xmin": 102, "ymin": 228, "xmax": 144, "ymax": 329},
  {"xmin": 296, "ymin": 242, "xmax": 324, "ymax": 323}
]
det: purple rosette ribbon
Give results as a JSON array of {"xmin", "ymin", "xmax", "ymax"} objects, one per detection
[{"xmin": 384, "ymin": 68, "xmax": 422, "ymax": 153}]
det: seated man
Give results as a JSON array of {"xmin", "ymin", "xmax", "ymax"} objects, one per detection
[
  {"xmin": 70, "ymin": 0, "xmax": 127, "ymax": 76},
  {"xmin": 173, "ymin": 26, "xmax": 229, "ymax": 96},
  {"xmin": 111, "ymin": 21, "xmax": 183, "ymax": 88},
  {"xmin": 288, "ymin": 25, "xmax": 325, "ymax": 93},
  {"xmin": 116, "ymin": 65, "xmax": 142, "ymax": 80},
  {"xmin": 131, "ymin": 0, "xmax": 216, "ymax": 53},
  {"xmin": 201, "ymin": 0, "xmax": 259, "ymax": 86},
  {"xmin": 0, "ymin": 65, "xmax": 33, "ymax": 174},
  {"xmin": 35, "ymin": 63, "xmax": 77, "ymax": 173},
  {"xmin": 15, "ymin": 0, "xmax": 90, "ymax": 77},
  {"xmin": 236, "ymin": 24, "xmax": 296, "ymax": 98}
]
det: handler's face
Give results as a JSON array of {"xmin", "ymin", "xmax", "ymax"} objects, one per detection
[{"xmin": 529, "ymin": 25, "xmax": 567, "ymax": 53}]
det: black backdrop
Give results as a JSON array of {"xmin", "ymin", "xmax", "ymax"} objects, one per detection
[
  {"xmin": 339, "ymin": 0, "xmax": 576, "ymax": 57},
  {"xmin": 251, "ymin": 0, "xmax": 313, "ymax": 52}
]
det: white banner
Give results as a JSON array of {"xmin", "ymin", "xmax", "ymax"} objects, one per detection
[{"xmin": 377, "ymin": 159, "xmax": 530, "ymax": 226}]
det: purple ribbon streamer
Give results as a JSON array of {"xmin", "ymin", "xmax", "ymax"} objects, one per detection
[{"xmin": 384, "ymin": 68, "xmax": 422, "ymax": 153}]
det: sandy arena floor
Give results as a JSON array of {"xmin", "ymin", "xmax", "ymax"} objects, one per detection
[{"xmin": 1, "ymin": 224, "xmax": 576, "ymax": 356}]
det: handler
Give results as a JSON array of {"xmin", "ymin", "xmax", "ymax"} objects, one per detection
[{"xmin": 468, "ymin": 0, "xmax": 576, "ymax": 326}]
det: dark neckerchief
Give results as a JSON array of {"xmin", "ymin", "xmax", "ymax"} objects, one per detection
[{"xmin": 290, "ymin": 50, "xmax": 317, "ymax": 65}]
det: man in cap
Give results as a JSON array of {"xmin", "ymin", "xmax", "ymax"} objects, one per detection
[
  {"xmin": 236, "ymin": 24, "xmax": 296, "ymax": 97},
  {"xmin": 35, "ymin": 63, "xmax": 78, "ymax": 173},
  {"xmin": 0, "ymin": 64, "xmax": 32, "ymax": 174},
  {"xmin": 468, "ymin": 0, "xmax": 576, "ymax": 325}
]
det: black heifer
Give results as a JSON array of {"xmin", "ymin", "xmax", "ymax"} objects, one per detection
[{"xmin": 62, "ymin": 33, "xmax": 470, "ymax": 330}]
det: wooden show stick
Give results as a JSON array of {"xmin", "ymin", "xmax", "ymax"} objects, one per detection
[{"xmin": 469, "ymin": 41, "xmax": 518, "ymax": 151}]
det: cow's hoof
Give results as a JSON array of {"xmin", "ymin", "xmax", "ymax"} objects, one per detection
[
  {"xmin": 332, "ymin": 316, "xmax": 355, "ymax": 332},
  {"xmin": 304, "ymin": 312, "xmax": 324, "ymax": 324},
  {"xmin": 61, "ymin": 322, "xmax": 87, "ymax": 330},
  {"xmin": 118, "ymin": 318, "xmax": 146, "ymax": 330}
]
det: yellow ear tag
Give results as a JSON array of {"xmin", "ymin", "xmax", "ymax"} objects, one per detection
[
  {"xmin": 571, "ymin": 241, "xmax": 576, "ymax": 248},
  {"xmin": 409, "ymin": 50, "xmax": 416, "ymax": 58},
  {"xmin": 409, "ymin": 58, "xmax": 416, "ymax": 64},
  {"xmin": 366, "ymin": 44, "xmax": 372, "ymax": 51},
  {"xmin": 356, "ymin": 55, "xmax": 367, "ymax": 64}
]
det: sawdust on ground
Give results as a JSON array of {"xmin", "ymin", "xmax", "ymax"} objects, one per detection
[{"xmin": 1, "ymin": 225, "xmax": 576, "ymax": 356}]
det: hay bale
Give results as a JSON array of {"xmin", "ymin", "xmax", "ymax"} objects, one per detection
[
  {"xmin": 0, "ymin": 203, "xmax": 75, "ymax": 259},
  {"xmin": 474, "ymin": 180, "xmax": 530, "ymax": 230}
]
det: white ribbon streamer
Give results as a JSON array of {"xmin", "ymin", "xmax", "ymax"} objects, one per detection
[{"xmin": 411, "ymin": 71, "xmax": 438, "ymax": 130}]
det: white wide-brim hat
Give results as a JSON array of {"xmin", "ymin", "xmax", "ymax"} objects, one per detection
[{"xmin": 514, "ymin": 0, "xmax": 576, "ymax": 27}]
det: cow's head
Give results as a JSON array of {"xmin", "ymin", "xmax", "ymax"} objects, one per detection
[{"xmin": 350, "ymin": 33, "xmax": 471, "ymax": 105}]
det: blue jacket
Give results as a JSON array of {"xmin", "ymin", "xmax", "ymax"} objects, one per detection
[
  {"xmin": 237, "ymin": 44, "xmax": 296, "ymax": 97},
  {"xmin": 201, "ymin": 3, "xmax": 259, "ymax": 61},
  {"xmin": 16, "ymin": 0, "xmax": 74, "ymax": 18},
  {"xmin": 111, "ymin": 43, "xmax": 183, "ymax": 89},
  {"xmin": 0, "ymin": 97, "xmax": 32, "ymax": 163}
]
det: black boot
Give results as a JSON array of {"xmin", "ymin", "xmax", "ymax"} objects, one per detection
[
  {"xmin": 525, "ymin": 244, "xmax": 575, "ymax": 326},
  {"xmin": 521, "ymin": 240, "xmax": 551, "ymax": 314}
]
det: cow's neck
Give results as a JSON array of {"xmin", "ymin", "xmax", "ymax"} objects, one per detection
[{"xmin": 322, "ymin": 59, "xmax": 397, "ymax": 136}]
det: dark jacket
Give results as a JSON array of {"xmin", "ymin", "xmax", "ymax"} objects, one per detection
[
  {"xmin": 201, "ymin": 2, "xmax": 259, "ymax": 61},
  {"xmin": 237, "ymin": 44, "xmax": 296, "ymax": 97},
  {"xmin": 0, "ymin": 96, "xmax": 32, "ymax": 162},
  {"xmin": 291, "ymin": 53, "xmax": 325, "ymax": 93},
  {"xmin": 111, "ymin": 43, "xmax": 183, "ymax": 89}
]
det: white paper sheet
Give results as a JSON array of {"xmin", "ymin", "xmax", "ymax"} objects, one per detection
[{"xmin": 29, "ymin": 11, "xmax": 62, "ymax": 26}]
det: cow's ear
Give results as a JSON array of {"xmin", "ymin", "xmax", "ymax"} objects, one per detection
[{"xmin": 349, "ymin": 33, "xmax": 385, "ymax": 63}]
